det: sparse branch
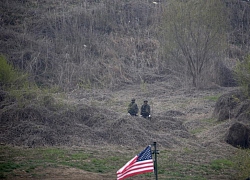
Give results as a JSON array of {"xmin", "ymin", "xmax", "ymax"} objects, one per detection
[{"xmin": 161, "ymin": 0, "xmax": 227, "ymax": 88}]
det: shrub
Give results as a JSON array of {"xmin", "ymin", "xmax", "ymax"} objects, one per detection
[
  {"xmin": 0, "ymin": 55, "xmax": 17, "ymax": 87},
  {"xmin": 235, "ymin": 54, "xmax": 250, "ymax": 97},
  {"xmin": 0, "ymin": 55, "xmax": 30, "ymax": 90},
  {"xmin": 0, "ymin": 55, "xmax": 39, "ymax": 107}
]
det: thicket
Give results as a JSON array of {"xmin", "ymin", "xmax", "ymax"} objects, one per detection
[
  {"xmin": 0, "ymin": 55, "xmax": 61, "ymax": 109},
  {"xmin": 0, "ymin": 54, "xmax": 32, "ymax": 91},
  {"xmin": 0, "ymin": 0, "xmax": 163, "ymax": 91},
  {"xmin": 0, "ymin": 55, "xmax": 19, "ymax": 87},
  {"xmin": 0, "ymin": 0, "xmax": 250, "ymax": 91}
]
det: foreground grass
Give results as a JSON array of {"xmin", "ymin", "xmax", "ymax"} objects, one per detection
[{"xmin": 1, "ymin": 145, "xmax": 249, "ymax": 179}]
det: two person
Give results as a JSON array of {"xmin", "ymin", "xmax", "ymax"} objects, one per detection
[{"xmin": 127, "ymin": 99, "xmax": 151, "ymax": 118}]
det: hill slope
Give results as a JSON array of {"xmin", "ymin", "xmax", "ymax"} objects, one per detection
[
  {"xmin": 0, "ymin": 77, "xmax": 236, "ymax": 148},
  {"xmin": 0, "ymin": 81, "xmax": 241, "ymax": 179}
]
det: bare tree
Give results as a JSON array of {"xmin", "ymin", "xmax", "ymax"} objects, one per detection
[{"xmin": 161, "ymin": 0, "xmax": 227, "ymax": 88}]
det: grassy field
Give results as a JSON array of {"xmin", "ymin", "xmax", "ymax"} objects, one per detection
[{"xmin": 1, "ymin": 144, "xmax": 249, "ymax": 180}]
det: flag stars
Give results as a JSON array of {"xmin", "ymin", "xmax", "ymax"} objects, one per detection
[{"xmin": 137, "ymin": 147, "xmax": 152, "ymax": 161}]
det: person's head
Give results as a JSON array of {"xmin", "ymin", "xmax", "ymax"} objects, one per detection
[
  {"xmin": 131, "ymin": 98, "xmax": 135, "ymax": 103},
  {"xmin": 144, "ymin": 100, "xmax": 148, "ymax": 104}
]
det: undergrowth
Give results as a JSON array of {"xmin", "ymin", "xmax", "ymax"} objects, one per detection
[{"xmin": 0, "ymin": 55, "xmax": 65, "ymax": 109}]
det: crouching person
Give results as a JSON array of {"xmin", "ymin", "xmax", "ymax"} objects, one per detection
[
  {"xmin": 140, "ymin": 100, "xmax": 151, "ymax": 119},
  {"xmin": 128, "ymin": 98, "xmax": 139, "ymax": 116}
]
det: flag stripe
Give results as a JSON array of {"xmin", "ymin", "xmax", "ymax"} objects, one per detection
[
  {"xmin": 117, "ymin": 168, "xmax": 154, "ymax": 180},
  {"xmin": 117, "ymin": 163, "xmax": 154, "ymax": 174},
  {"xmin": 118, "ymin": 159, "xmax": 153, "ymax": 170},
  {"xmin": 117, "ymin": 160, "xmax": 154, "ymax": 175},
  {"xmin": 117, "ymin": 165, "xmax": 154, "ymax": 177},
  {"xmin": 117, "ymin": 145, "xmax": 154, "ymax": 180},
  {"xmin": 117, "ymin": 156, "xmax": 137, "ymax": 173},
  {"xmin": 117, "ymin": 166, "xmax": 154, "ymax": 178}
]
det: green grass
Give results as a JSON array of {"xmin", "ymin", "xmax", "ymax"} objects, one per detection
[
  {"xmin": 0, "ymin": 145, "xmax": 127, "ymax": 179},
  {"xmin": 152, "ymin": 149, "xmax": 237, "ymax": 180},
  {"xmin": 190, "ymin": 118, "xmax": 219, "ymax": 135},
  {"xmin": 210, "ymin": 159, "xmax": 233, "ymax": 171},
  {"xmin": 0, "ymin": 145, "xmax": 249, "ymax": 179},
  {"xmin": 190, "ymin": 127, "xmax": 205, "ymax": 134},
  {"xmin": 233, "ymin": 148, "xmax": 250, "ymax": 179},
  {"xmin": 203, "ymin": 95, "xmax": 221, "ymax": 101}
]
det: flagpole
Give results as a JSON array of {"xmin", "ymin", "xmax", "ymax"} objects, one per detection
[{"xmin": 152, "ymin": 142, "xmax": 159, "ymax": 180}]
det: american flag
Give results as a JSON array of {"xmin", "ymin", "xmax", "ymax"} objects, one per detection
[{"xmin": 117, "ymin": 145, "xmax": 154, "ymax": 180}]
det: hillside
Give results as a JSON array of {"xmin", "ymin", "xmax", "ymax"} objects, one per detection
[
  {"xmin": 0, "ymin": 77, "xmax": 243, "ymax": 179},
  {"xmin": 0, "ymin": 74, "xmax": 237, "ymax": 148},
  {"xmin": 1, "ymin": 0, "xmax": 250, "ymax": 179},
  {"xmin": 1, "ymin": 0, "xmax": 250, "ymax": 90}
]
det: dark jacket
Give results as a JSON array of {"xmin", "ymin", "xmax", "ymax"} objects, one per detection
[
  {"xmin": 128, "ymin": 102, "xmax": 138, "ymax": 116},
  {"xmin": 141, "ymin": 104, "xmax": 150, "ymax": 117}
]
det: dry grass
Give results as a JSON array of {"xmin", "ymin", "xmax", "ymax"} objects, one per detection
[{"xmin": 0, "ymin": 76, "xmax": 243, "ymax": 179}]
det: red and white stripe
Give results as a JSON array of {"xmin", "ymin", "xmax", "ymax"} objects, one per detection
[{"xmin": 117, "ymin": 156, "xmax": 154, "ymax": 180}]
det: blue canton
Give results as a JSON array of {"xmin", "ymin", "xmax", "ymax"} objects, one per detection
[{"xmin": 137, "ymin": 146, "xmax": 152, "ymax": 161}]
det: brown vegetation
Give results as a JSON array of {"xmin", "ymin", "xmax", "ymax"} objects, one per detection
[
  {"xmin": 1, "ymin": 0, "xmax": 250, "ymax": 90},
  {"xmin": 1, "ymin": 0, "xmax": 250, "ymax": 179}
]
